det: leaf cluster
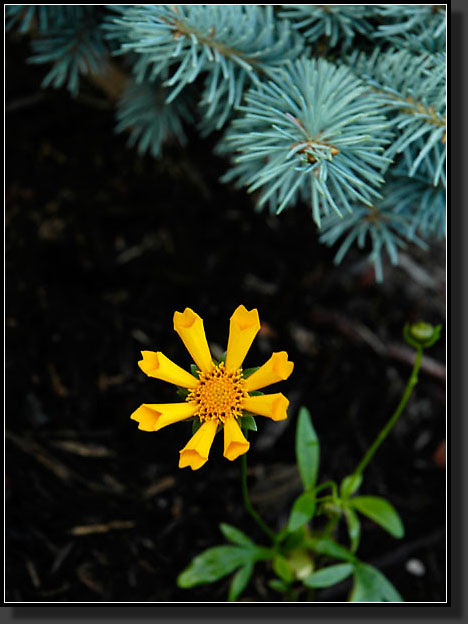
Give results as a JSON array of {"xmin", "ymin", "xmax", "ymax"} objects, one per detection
[{"xmin": 177, "ymin": 407, "xmax": 405, "ymax": 602}]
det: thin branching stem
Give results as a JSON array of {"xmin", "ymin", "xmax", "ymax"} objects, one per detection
[
  {"xmin": 240, "ymin": 437, "xmax": 276, "ymax": 544},
  {"xmin": 353, "ymin": 346, "xmax": 424, "ymax": 477}
]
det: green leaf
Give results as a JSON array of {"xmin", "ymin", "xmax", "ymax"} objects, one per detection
[
  {"xmin": 239, "ymin": 414, "xmax": 257, "ymax": 432},
  {"xmin": 192, "ymin": 419, "xmax": 202, "ymax": 435},
  {"xmin": 190, "ymin": 364, "xmax": 200, "ymax": 377},
  {"xmin": 242, "ymin": 366, "xmax": 260, "ymax": 379},
  {"xmin": 219, "ymin": 523, "xmax": 254, "ymax": 548},
  {"xmin": 228, "ymin": 563, "xmax": 254, "ymax": 602},
  {"xmin": 308, "ymin": 537, "xmax": 357, "ymax": 563},
  {"xmin": 343, "ymin": 506, "xmax": 361, "ymax": 553},
  {"xmin": 277, "ymin": 527, "xmax": 307, "ymax": 552},
  {"xmin": 176, "ymin": 386, "xmax": 190, "ymax": 399},
  {"xmin": 350, "ymin": 563, "xmax": 403, "ymax": 602},
  {"xmin": 340, "ymin": 473, "xmax": 362, "ymax": 498},
  {"xmin": 303, "ymin": 563, "xmax": 354, "ymax": 589},
  {"xmin": 268, "ymin": 578, "xmax": 289, "ymax": 594},
  {"xmin": 287, "ymin": 491, "xmax": 316, "ymax": 532},
  {"xmin": 273, "ymin": 554, "xmax": 294, "ymax": 584},
  {"xmin": 296, "ymin": 407, "xmax": 319, "ymax": 491},
  {"xmin": 350, "ymin": 496, "xmax": 404, "ymax": 539},
  {"xmin": 177, "ymin": 546, "xmax": 253, "ymax": 588}
]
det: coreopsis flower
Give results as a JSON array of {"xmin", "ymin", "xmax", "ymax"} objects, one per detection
[{"xmin": 131, "ymin": 306, "xmax": 294, "ymax": 470}]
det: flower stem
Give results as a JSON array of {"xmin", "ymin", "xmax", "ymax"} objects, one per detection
[
  {"xmin": 240, "ymin": 446, "xmax": 276, "ymax": 543},
  {"xmin": 353, "ymin": 346, "xmax": 423, "ymax": 478},
  {"xmin": 323, "ymin": 515, "xmax": 340, "ymax": 539},
  {"xmin": 314, "ymin": 480, "xmax": 338, "ymax": 497}
]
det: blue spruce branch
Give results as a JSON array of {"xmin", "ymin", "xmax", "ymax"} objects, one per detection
[
  {"xmin": 373, "ymin": 5, "xmax": 446, "ymax": 54},
  {"xmin": 6, "ymin": 4, "xmax": 446, "ymax": 283},
  {"xmin": 319, "ymin": 187, "xmax": 429, "ymax": 283},
  {"xmin": 22, "ymin": 6, "xmax": 110, "ymax": 96},
  {"xmin": 105, "ymin": 5, "xmax": 304, "ymax": 132},
  {"xmin": 278, "ymin": 5, "xmax": 378, "ymax": 50},
  {"xmin": 219, "ymin": 57, "xmax": 392, "ymax": 226},
  {"xmin": 347, "ymin": 48, "xmax": 446, "ymax": 186},
  {"xmin": 115, "ymin": 77, "xmax": 194, "ymax": 158}
]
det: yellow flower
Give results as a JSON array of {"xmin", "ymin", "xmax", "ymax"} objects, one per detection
[{"xmin": 131, "ymin": 306, "xmax": 294, "ymax": 470}]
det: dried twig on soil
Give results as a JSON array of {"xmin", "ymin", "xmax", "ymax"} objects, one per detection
[
  {"xmin": 25, "ymin": 560, "xmax": 41, "ymax": 588},
  {"xmin": 142, "ymin": 475, "xmax": 176, "ymax": 499},
  {"xmin": 7, "ymin": 430, "xmax": 120, "ymax": 493},
  {"xmin": 387, "ymin": 343, "xmax": 445, "ymax": 382},
  {"xmin": 50, "ymin": 439, "xmax": 114, "ymax": 457},
  {"xmin": 70, "ymin": 520, "xmax": 135, "ymax": 536},
  {"xmin": 77, "ymin": 563, "xmax": 104, "ymax": 595},
  {"xmin": 6, "ymin": 430, "xmax": 74, "ymax": 482},
  {"xmin": 309, "ymin": 307, "xmax": 445, "ymax": 382}
]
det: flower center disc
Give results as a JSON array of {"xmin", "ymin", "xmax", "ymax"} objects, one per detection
[{"xmin": 187, "ymin": 363, "xmax": 246, "ymax": 422}]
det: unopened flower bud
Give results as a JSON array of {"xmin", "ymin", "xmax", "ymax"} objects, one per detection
[{"xmin": 404, "ymin": 322, "xmax": 442, "ymax": 349}]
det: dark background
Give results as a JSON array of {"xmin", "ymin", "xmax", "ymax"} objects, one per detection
[{"xmin": 6, "ymin": 32, "xmax": 446, "ymax": 604}]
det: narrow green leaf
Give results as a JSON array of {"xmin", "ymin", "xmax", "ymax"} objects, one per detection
[
  {"xmin": 296, "ymin": 407, "xmax": 320, "ymax": 491},
  {"xmin": 277, "ymin": 527, "xmax": 307, "ymax": 552},
  {"xmin": 273, "ymin": 554, "xmax": 294, "ymax": 584},
  {"xmin": 219, "ymin": 523, "xmax": 254, "ymax": 548},
  {"xmin": 287, "ymin": 491, "xmax": 316, "ymax": 532},
  {"xmin": 251, "ymin": 545, "xmax": 273, "ymax": 562},
  {"xmin": 303, "ymin": 563, "xmax": 354, "ymax": 588},
  {"xmin": 340, "ymin": 473, "xmax": 363, "ymax": 498},
  {"xmin": 308, "ymin": 537, "xmax": 357, "ymax": 563},
  {"xmin": 242, "ymin": 366, "xmax": 260, "ymax": 379},
  {"xmin": 228, "ymin": 563, "xmax": 254, "ymax": 602},
  {"xmin": 239, "ymin": 414, "xmax": 257, "ymax": 432},
  {"xmin": 190, "ymin": 364, "xmax": 200, "ymax": 377},
  {"xmin": 350, "ymin": 563, "xmax": 403, "ymax": 602},
  {"xmin": 177, "ymin": 546, "xmax": 253, "ymax": 588},
  {"xmin": 350, "ymin": 496, "xmax": 404, "ymax": 539},
  {"xmin": 343, "ymin": 506, "xmax": 361, "ymax": 553},
  {"xmin": 268, "ymin": 578, "xmax": 289, "ymax": 594},
  {"xmin": 176, "ymin": 386, "xmax": 190, "ymax": 399},
  {"xmin": 192, "ymin": 419, "xmax": 202, "ymax": 435}
]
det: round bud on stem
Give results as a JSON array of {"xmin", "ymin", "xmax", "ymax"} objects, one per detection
[{"xmin": 404, "ymin": 321, "xmax": 442, "ymax": 349}]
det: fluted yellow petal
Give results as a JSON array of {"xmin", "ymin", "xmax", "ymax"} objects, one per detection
[
  {"xmin": 138, "ymin": 351, "xmax": 198, "ymax": 388},
  {"xmin": 244, "ymin": 352, "xmax": 294, "ymax": 391},
  {"xmin": 178, "ymin": 419, "xmax": 218, "ymax": 470},
  {"xmin": 173, "ymin": 308, "xmax": 214, "ymax": 373},
  {"xmin": 223, "ymin": 416, "xmax": 250, "ymax": 461},
  {"xmin": 151, "ymin": 403, "xmax": 198, "ymax": 431},
  {"xmin": 225, "ymin": 305, "xmax": 261, "ymax": 372},
  {"xmin": 131, "ymin": 402, "xmax": 197, "ymax": 431},
  {"xmin": 243, "ymin": 393, "xmax": 289, "ymax": 421},
  {"xmin": 131, "ymin": 405, "xmax": 161, "ymax": 431}
]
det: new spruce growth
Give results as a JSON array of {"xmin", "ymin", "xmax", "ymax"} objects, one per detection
[{"xmin": 6, "ymin": 4, "xmax": 446, "ymax": 281}]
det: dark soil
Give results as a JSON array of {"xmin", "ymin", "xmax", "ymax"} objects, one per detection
[{"xmin": 6, "ymin": 35, "xmax": 446, "ymax": 603}]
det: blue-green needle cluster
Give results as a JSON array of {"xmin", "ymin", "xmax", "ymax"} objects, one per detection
[{"xmin": 6, "ymin": 4, "xmax": 446, "ymax": 281}]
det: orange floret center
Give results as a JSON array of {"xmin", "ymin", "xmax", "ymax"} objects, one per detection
[{"xmin": 187, "ymin": 362, "xmax": 247, "ymax": 423}]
